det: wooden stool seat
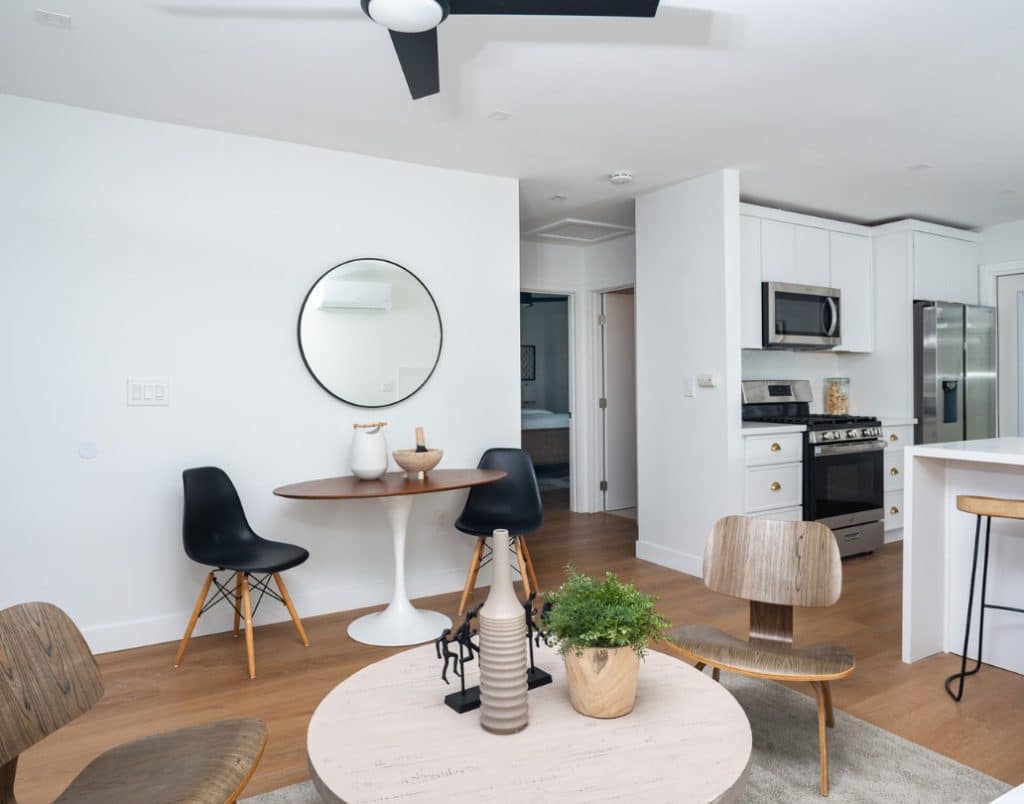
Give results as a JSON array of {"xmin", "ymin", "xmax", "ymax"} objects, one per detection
[
  {"xmin": 54, "ymin": 719, "xmax": 268, "ymax": 804},
  {"xmin": 669, "ymin": 624, "xmax": 855, "ymax": 682},
  {"xmin": 956, "ymin": 495, "xmax": 1024, "ymax": 520}
]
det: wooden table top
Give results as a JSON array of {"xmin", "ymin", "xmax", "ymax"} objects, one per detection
[
  {"xmin": 307, "ymin": 642, "xmax": 752, "ymax": 803},
  {"xmin": 273, "ymin": 469, "xmax": 506, "ymax": 500}
]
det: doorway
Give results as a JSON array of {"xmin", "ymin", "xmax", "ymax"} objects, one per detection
[
  {"xmin": 520, "ymin": 292, "xmax": 572, "ymax": 509},
  {"xmin": 600, "ymin": 289, "xmax": 637, "ymax": 517}
]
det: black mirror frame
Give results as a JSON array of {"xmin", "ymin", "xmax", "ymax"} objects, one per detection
[{"xmin": 297, "ymin": 257, "xmax": 443, "ymax": 409}]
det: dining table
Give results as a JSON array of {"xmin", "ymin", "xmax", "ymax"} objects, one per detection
[{"xmin": 273, "ymin": 469, "xmax": 506, "ymax": 647}]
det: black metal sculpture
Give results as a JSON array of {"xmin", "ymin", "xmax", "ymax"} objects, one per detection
[{"xmin": 434, "ymin": 594, "xmax": 551, "ymax": 713}]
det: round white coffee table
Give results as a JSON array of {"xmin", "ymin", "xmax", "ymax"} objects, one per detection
[{"xmin": 308, "ymin": 641, "xmax": 752, "ymax": 803}]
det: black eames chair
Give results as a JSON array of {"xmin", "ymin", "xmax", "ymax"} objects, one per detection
[
  {"xmin": 175, "ymin": 467, "xmax": 310, "ymax": 679},
  {"xmin": 455, "ymin": 448, "xmax": 543, "ymax": 615}
]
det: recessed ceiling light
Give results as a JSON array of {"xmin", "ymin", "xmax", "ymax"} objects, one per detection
[
  {"xmin": 488, "ymin": 110, "xmax": 512, "ymax": 121},
  {"xmin": 35, "ymin": 9, "xmax": 72, "ymax": 28},
  {"xmin": 907, "ymin": 163, "xmax": 932, "ymax": 172},
  {"xmin": 609, "ymin": 171, "xmax": 634, "ymax": 185},
  {"xmin": 550, "ymin": 193, "xmax": 569, "ymax": 201}
]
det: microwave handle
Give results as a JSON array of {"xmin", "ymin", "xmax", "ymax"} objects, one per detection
[{"xmin": 824, "ymin": 297, "xmax": 838, "ymax": 336}]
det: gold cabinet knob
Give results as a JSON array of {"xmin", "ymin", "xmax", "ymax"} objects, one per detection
[
  {"xmin": 770, "ymin": 442, "xmax": 782, "ymax": 452},
  {"xmin": 889, "ymin": 433, "xmax": 899, "ymax": 442},
  {"xmin": 890, "ymin": 467, "xmax": 900, "ymax": 476},
  {"xmin": 770, "ymin": 481, "xmax": 782, "ymax": 491},
  {"xmin": 889, "ymin": 506, "xmax": 900, "ymax": 515}
]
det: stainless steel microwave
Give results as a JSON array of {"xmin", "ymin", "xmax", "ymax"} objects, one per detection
[{"xmin": 762, "ymin": 282, "xmax": 842, "ymax": 349}]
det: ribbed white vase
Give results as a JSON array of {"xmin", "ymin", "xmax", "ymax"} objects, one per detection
[{"xmin": 478, "ymin": 529, "xmax": 529, "ymax": 735}]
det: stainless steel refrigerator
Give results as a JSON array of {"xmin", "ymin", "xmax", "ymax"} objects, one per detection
[{"xmin": 913, "ymin": 301, "xmax": 998, "ymax": 444}]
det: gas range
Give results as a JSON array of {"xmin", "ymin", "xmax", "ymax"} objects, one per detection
[{"xmin": 741, "ymin": 379, "xmax": 884, "ymax": 558}]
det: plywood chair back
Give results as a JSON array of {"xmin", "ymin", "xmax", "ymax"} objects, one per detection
[
  {"xmin": 0, "ymin": 602, "xmax": 104, "ymax": 798},
  {"xmin": 703, "ymin": 516, "xmax": 842, "ymax": 646}
]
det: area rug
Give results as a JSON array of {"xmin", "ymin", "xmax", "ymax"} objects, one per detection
[{"xmin": 243, "ymin": 673, "xmax": 1011, "ymax": 803}]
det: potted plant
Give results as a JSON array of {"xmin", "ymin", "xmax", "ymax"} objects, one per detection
[{"xmin": 543, "ymin": 568, "xmax": 670, "ymax": 719}]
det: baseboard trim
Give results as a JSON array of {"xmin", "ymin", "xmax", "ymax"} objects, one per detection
[
  {"xmin": 635, "ymin": 540, "xmax": 703, "ymax": 578},
  {"xmin": 83, "ymin": 567, "xmax": 469, "ymax": 655}
]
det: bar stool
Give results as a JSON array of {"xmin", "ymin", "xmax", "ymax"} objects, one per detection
[{"xmin": 945, "ymin": 495, "xmax": 1024, "ymax": 701}]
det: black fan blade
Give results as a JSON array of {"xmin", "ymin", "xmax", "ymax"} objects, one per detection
[
  {"xmin": 389, "ymin": 28, "xmax": 440, "ymax": 99},
  {"xmin": 449, "ymin": 0, "xmax": 658, "ymax": 17}
]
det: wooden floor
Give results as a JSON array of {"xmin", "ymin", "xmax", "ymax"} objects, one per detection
[{"xmin": 15, "ymin": 491, "xmax": 1024, "ymax": 801}]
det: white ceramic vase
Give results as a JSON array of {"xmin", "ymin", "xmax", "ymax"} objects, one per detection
[
  {"xmin": 351, "ymin": 424, "xmax": 388, "ymax": 480},
  {"xmin": 478, "ymin": 529, "xmax": 529, "ymax": 735}
]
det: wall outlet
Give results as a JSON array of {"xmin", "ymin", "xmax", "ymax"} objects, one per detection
[
  {"xmin": 127, "ymin": 377, "xmax": 169, "ymax": 407},
  {"xmin": 697, "ymin": 374, "xmax": 718, "ymax": 388}
]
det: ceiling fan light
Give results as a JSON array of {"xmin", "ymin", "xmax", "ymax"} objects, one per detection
[{"xmin": 366, "ymin": 0, "xmax": 444, "ymax": 33}]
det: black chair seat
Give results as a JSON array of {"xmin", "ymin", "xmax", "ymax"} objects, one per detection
[
  {"xmin": 194, "ymin": 539, "xmax": 309, "ymax": 574},
  {"xmin": 455, "ymin": 448, "xmax": 543, "ymax": 538}
]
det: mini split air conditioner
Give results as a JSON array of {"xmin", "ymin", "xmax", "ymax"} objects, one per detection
[{"xmin": 317, "ymin": 279, "xmax": 393, "ymax": 311}]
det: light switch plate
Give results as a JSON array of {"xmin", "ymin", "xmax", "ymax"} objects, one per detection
[
  {"xmin": 684, "ymin": 376, "xmax": 696, "ymax": 398},
  {"xmin": 128, "ymin": 377, "xmax": 169, "ymax": 407},
  {"xmin": 697, "ymin": 374, "xmax": 717, "ymax": 388}
]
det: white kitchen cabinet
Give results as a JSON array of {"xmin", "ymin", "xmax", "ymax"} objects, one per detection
[
  {"xmin": 761, "ymin": 220, "xmax": 829, "ymax": 288},
  {"xmin": 913, "ymin": 232, "xmax": 979, "ymax": 305},
  {"xmin": 830, "ymin": 231, "xmax": 874, "ymax": 353},
  {"xmin": 740, "ymin": 215, "xmax": 763, "ymax": 349}
]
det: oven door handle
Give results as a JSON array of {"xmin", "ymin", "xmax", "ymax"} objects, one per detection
[{"xmin": 814, "ymin": 440, "xmax": 886, "ymax": 457}]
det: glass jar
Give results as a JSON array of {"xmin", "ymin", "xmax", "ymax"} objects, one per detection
[{"xmin": 824, "ymin": 378, "xmax": 850, "ymax": 416}]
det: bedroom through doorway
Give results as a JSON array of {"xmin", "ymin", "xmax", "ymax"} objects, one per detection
[{"xmin": 520, "ymin": 291, "xmax": 571, "ymax": 510}]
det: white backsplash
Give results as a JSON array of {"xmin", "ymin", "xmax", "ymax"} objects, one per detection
[{"xmin": 742, "ymin": 350, "xmax": 871, "ymax": 414}]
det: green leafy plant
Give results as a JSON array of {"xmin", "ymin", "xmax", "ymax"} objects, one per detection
[{"xmin": 542, "ymin": 568, "xmax": 670, "ymax": 658}]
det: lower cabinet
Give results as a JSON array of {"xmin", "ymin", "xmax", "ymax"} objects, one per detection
[{"xmin": 750, "ymin": 505, "xmax": 803, "ymax": 522}]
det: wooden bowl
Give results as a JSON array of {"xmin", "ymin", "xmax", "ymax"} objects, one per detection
[{"xmin": 392, "ymin": 449, "xmax": 443, "ymax": 478}]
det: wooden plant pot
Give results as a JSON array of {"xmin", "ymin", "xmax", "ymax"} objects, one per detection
[{"xmin": 563, "ymin": 647, "xmax": 641, "ymax": 719}]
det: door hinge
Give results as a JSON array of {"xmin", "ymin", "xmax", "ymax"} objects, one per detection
[
  {"xmin": 599, "ymin": 397, "xmax": 608, "ymax": 409},
  {"xmin": 600, "ymin": 480, "xmax": 608, "ymax": 492},
  {"xmin": 598, "ymin": 313, "xmax": 606, "ymax": 327}
]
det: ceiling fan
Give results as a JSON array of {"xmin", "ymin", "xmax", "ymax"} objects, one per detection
[{"xmin": 360, "ymin": 0, "xmax": 661, "ymax": 99}]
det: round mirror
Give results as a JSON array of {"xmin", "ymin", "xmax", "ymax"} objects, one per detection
[{"xmin": 298, "ymin": 258, "xmax": 442, "ymax": 408}]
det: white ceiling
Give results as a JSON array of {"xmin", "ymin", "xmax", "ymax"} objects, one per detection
[{"xmin": 3, "ymin": 0, "xmax": 1024, "ymax": 232}]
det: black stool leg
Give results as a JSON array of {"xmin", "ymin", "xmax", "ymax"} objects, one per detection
[{"xmin": 944, "ymin": 515, "xmax": 991, "ymax": 701}]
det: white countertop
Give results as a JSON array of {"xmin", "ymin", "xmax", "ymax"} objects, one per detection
[
  {"xmin": 880, "ymin": 417, "xmax": 918, "ymax": 426},
  {"xmin": 906, "ymin": 437, "xmax": 1024, "ymax": 467},
  {"xmin": 741, "ymin": 422, "xmax": 806, "ymax": 436}
]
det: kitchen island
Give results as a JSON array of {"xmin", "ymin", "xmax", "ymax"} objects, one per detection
[{"xmin": 903, "ymin": 438, "xmax": 1024, "ymax": 675}]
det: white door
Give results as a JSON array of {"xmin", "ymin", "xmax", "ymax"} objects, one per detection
[
  {"xmin": 602, "ymin": 292, "xmax": 637, "ymax": 511},
  {"xmin": 997, "ymin": 274, "xmax": 1024, "ymax": 436}
]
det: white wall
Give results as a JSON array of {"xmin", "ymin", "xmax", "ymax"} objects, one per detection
[
  {"xmin": 981, "ymin": 219, "xmax": 1024, "ymax": 264},
  {"xmin": 520, "ymin": 236, "xmax": 635, "ymax": 512},
  {"xmin": 0, "ymin": 95, "xmax": 520, "ymax": 653},
  {"xmin": 635, "ymin": 171, "xmax": 744, "ymax": 576}
]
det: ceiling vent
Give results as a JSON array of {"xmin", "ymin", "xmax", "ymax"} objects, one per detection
[{"xmin": 527, "ymin": 218, "xmax": 634, "ymax": 244}]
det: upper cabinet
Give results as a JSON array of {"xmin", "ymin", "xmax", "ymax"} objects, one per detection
[
  {"xmin": 740, "ymin": 205, "xmax": 873, "ymax": 352},
  {"xmin": 912, "ymin": 231, "xmax": 979, "ymax": 305},
  {"xmin": 761, "ymin": 221, "xmax": 829, "ymax": 287},
  {"xmin": 829, "ymin": 232, "xmax": 874, "ymax": 353}
]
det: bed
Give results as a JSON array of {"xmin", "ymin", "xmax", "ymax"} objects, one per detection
[{"xmin": 521, "ymin": 409, "xmax": 570, "ymax": 467}]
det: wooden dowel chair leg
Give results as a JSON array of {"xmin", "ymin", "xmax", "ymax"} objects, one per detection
[
  {"xmin": 174, "ymin": 571, "xmax": 213, "ymax": 668},
  {"xmin": 520, "ymin": 536, "xmax": 541, "ymax": 593},
  {"xmin": 274, "ymin": 572, "xmax": 309, "ymax": 647},
  {"xmin": 232, "ymin": 571, "xmax": 243, "ymax": 638},
  {"xmin": 823, "ymin": 681, "xmax": 835, "ymax": 728},
  {"xmin": 514, "ymin": 537, "xmax": 532, "ymax": 599},
  {"xmin": 712, "ymin": 667, "xmax": 720, "ymax": 682},
  {"xmin": 812, "ymin": 681, "xmax": 830, "ymax": 796},
  {"xmin": 694, "ymin": 662, "xmax": 706, "ymax": 672},
  {"xmin": 240, "ymin": 574, "xmax": 256, "ymax": 680},
  {"xmin": 458, "ymin": 538, "xmax": 486, "ymax": 617}
]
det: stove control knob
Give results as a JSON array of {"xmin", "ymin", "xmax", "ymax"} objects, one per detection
[
  {"xmin": 847, "ymin": 429, "xmax": 859, "ymax": 438},
  {"xmin": 822, "ymin": 431, "xmax": 834, "ymax": 441}
]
